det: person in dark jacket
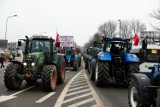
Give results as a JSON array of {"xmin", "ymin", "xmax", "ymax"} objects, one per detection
[{"xmin": 0, "ymin": 53, "xmax": 6, "ymax": 68}]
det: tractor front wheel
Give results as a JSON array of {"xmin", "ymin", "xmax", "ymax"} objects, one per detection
[
  {"xmin": 4, "ymin": 63, "xmax": 22, "ymax": 90},
  {"xmin": 128, "ymin": 74, "xmax": 154, "ymax": 107},
  {"xmin": 42, "ymin": 65, "xmax": 57, "ymax": 91}
]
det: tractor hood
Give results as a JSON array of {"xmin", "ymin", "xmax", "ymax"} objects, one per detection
[{"xmin": 25, "ymin": 52, "xmax": 45, "ymax": 64}]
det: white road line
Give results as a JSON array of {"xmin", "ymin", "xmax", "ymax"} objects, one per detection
[
  {"xmin": 35, "ymin": 92, "xmax": 56, "ymax": 103},
  {"xmin": 66, "ymin": 70, "xmax": 70, "ymax": 72},
  {"xmin": 66, "ymin": 89, "xmax": 90, "ymax": 97},
  {"xmin": 10, "ymin": 86, "xmax": 35, "ymax": 96},
  {"xmin": 68, "ymin": 85, "xmax": 88, "ymax": 92},
  {"xmin": 0, "ymin": 86, "xmax": 35, "ymax": 103},
  {"xmin": 90, "ymin": 104, "xmax": 97, "ymax": 107},
  {"xmin": 69, "ymin": 82, "xmax": 87, "ymax": 87},
  {"xmin": 70, "ymin": 80, "xmax": 86, "ymax": 85},
  {"xmin": 67, "ymin": 98, "xmax": 95, "ymax": 107},
  {"xmin": 63, "ymin": 93, "xmax": 92, "ymax": 104},
  {"xmin": 54, "ymin": 70, "xmax": 84, "ymax": 107},
  {"xmin": 84, "ymin": 70, "xmax": 105, "ymax": 107}
]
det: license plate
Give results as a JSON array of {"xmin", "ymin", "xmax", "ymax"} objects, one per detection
[{"xmin": 151, "ymin": 50, "xmax": 157, "ymax": 54}]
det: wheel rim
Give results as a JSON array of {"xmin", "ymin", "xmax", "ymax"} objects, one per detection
[
  {"xmin": 61, "ymin": 62, "xmax": 65, "ymax": 79},
  {"xmin": 95, "ymin": 63, "xmax": 98, "ymax": 81},
  {"xmin": 130, "ymin": 86, "xmax": 138, "ymax": 107},
  {"xmin": 51, "ymin": 68, "xmax": 56, "ymax": 86}
]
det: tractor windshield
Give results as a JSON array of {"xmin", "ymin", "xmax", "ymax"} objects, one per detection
[
  {"xmin": 105, "ymin": 42, "xmax": 127, "ymax": 53},
  {"xmin": 30, "ymin": 40, "xmax": 51, "ymax": 53}
]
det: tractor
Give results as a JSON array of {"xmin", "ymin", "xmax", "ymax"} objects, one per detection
[
  {"xmin": 84, "ymin": 47, "xmax": 100, "ymax": 80},
  {"xmin": 4, "ymin": 34, "xmax": 66, "ymax": 91},
  {"xmin": 63, "ymin": 47, "xmax": 81, "ymax": 71},
  {"xmin": 94, "ymin": 36, "xmax": 140, "ymax": 86},
  {"xmin": 128, "ymin": 32, "xmax": 160, "ymax": 107}
]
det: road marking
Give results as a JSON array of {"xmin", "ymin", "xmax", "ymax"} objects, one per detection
[
  {"xmin": 0, "ymin": 86, "xmax": 35, "ymax": 103},
  {"xmin": 67, "ymin": 98, "xmax": 95, "ymax": 107},
  {"xmin": 35, "ymin": 92, "xmax": 56, "ymax": 103},
  {"xmin": 63, "ymin": 93, "xmax": 92, "ymax": 104},
  {"xmin": 70, "ymin": 80, "xmax": 86, "ymax": 85},
  {"xmin": 54, "ymin": 70, "xmax": 84, "ymax": 107},
  {"xmin": 66, "ymin": 89, "xmax": 90, "ymax": 97},
  {"xmin": 72, "ymin": 79, "xmax": 86, "ymax": 83},
  {"xmin": 69, "ymin": 82, "xmax": 87, "ymax": 87},
  {"xmin": 10, "ymin": 86, "xmax": 35, "ymax": 96},
  {"xmin": 54, "ymin": 69, "xmax": 105, "ymax": 107},
  {"xmin": 84, "ymin": 70, "xmax": 105, "ymax": 107},
  {"xmin": 68, "ymin": 85, "xmax": 88, "ymax": 92},
  {"xmin": 66, "ymin": 70, "xmax": 70, "ymax": 72}
]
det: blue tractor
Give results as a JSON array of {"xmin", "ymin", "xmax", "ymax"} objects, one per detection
[
  {"xmin": 128, "ymin": 35, "xmax": 160, "ymax": 107},
  {"xmin": 63, "ymin": 47, "xmax": 81, "ymax": 71},
  {"xmin": 84, "ymin": 47, "xmax": 100, "ymax": 80},
  {"xmin": 94, "ymin": 36, "xmax": 140, "ymax": 86}
]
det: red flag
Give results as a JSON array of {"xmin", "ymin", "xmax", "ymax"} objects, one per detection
[
  {"xmin": 55, "ymin": 32, "xmax": 59, "ymax": 46},
  {"xmin": 133, "ymin": 34, "xmax": 139, "ymax": 46}
]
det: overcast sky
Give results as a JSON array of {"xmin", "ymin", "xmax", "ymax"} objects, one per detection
[{"xmin": 0, "ymin": 0, "xmax": 159, "ymax": 46}]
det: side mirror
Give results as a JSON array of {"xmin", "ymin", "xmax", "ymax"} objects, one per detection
[{"xmin": 18, "ymin": 41, "xmax": 22, "ymax": 46}]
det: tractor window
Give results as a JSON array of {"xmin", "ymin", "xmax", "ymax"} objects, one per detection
[{"xmin": 31, "ymin": 40, "xmax": 51, "ymax": 53}]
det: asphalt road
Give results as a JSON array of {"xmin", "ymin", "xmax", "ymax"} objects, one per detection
[{"xmin": 0, "ymin": 60, "xmax": 160, "ymax": 107}]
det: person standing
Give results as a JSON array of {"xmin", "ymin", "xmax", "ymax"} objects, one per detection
[{"xmin": 0, "ymin": 53, "xmax": 6, "ymax": 68}]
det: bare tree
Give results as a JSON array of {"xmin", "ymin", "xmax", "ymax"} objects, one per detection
[
  {"xmin": 98, "ymin": 21, "xmax": 117, "ymax": 37},
  {"xmin": 150, "ymin": 9, "xmax": 160, "ymax": 30},
  {"xmin": 120, "ymin": 20, "xmax": 132, "ymax": 38},
  {"xmin": 131, "ymin": 19, "xmax": 146, "ymax": 35}
]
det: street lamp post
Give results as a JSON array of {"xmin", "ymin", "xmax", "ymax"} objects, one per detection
[
  {"xmin": 5, "ymin": 15, "xmax": 17, "ymax": 40},
  {"xmin": 118, "ymin": 19, "xmax": 121, "ymax": 37}
]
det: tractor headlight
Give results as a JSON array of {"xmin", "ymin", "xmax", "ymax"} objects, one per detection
[
  {"xmin": 31, "ymin": 63, "xmax": 35, "ymax": 66},
  {"xmin": 23, "ymin": 62, "xmax": 27, "ymax": 66}
]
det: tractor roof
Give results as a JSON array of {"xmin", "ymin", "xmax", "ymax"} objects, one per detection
[
  {"xmin": 31, "ymin": 34, "xmax": 51, "ymax": 39},
  {"xmin": 103, "ymin": 36, "xmax": 130, "ymax": 43}
]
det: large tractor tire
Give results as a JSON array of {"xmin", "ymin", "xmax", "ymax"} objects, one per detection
[
  {"xmin": 73, "ymin": 61, "xmax": 78, "ymax": 71},
  {"xmin": 42, "ymin": 65, "xmax": 57, "ymax": 91},
  {"xmin": 88, "ymin": 61, "xmax": 91, "ymax": 74},
  {"xmin": 78, "ymin": 57, "xmax": 81, "ymax": 67},
  {"xmin": 89, "ymin": 61, "xmax": 96, "ymax": 81},
  {"xmin": 4, "ymin": 63, "xmax": 23, "ymax": 90},
  {"xmin": 95, "ymin": 61, "xmax": 110, "ymax": 86},
  {"xmin": 57, "ymin": 58, "xmax": 66, "ymax": 84},
  {"xmin": 127, "ymin": 63, "xmax": 140, "ymax": 83},
  {"xmin": 128, "ymin": 74, "xmax": 155, "ymax": 107},
  {"xmin": 85, "ymin": 59, "xmax": 88, "ymax": 69}
]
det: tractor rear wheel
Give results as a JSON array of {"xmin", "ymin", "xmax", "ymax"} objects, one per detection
[
  {"xmin": 89, "ymin": 61, "xmax": 96, "ymax": 81},
  {"xmin": 128, "ymin": 74, "xmax": 154, "ymax": 107},
  {"xmin": 85, "ymin": 59, "xmax": 88, "ymax": 69},
  {"xmin": 73, "ymin": 61, "xmax": 78, "ymax": 71},
  {"xmin": 57, "ymin": 58, "xmax": 66, "ymax": 84},
  {"xmin": 4, "ymin": 63, "xmax": 22, "ymax": 90},
  {"xmin": 42, "ymin": 65, "xmax": 57, "ymax": 91},
  {"xmin": 95, "ymin": 61, "xmax": 110, "ymax": 86},
  {"xmin": 127, "ymin": 63, "xmax": 139, "ymax": 82}
]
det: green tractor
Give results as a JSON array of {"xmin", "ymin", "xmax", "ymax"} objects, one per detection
[{"xmin": 4, "ymin": 35, "xmax": 66, "ymax": 91}]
